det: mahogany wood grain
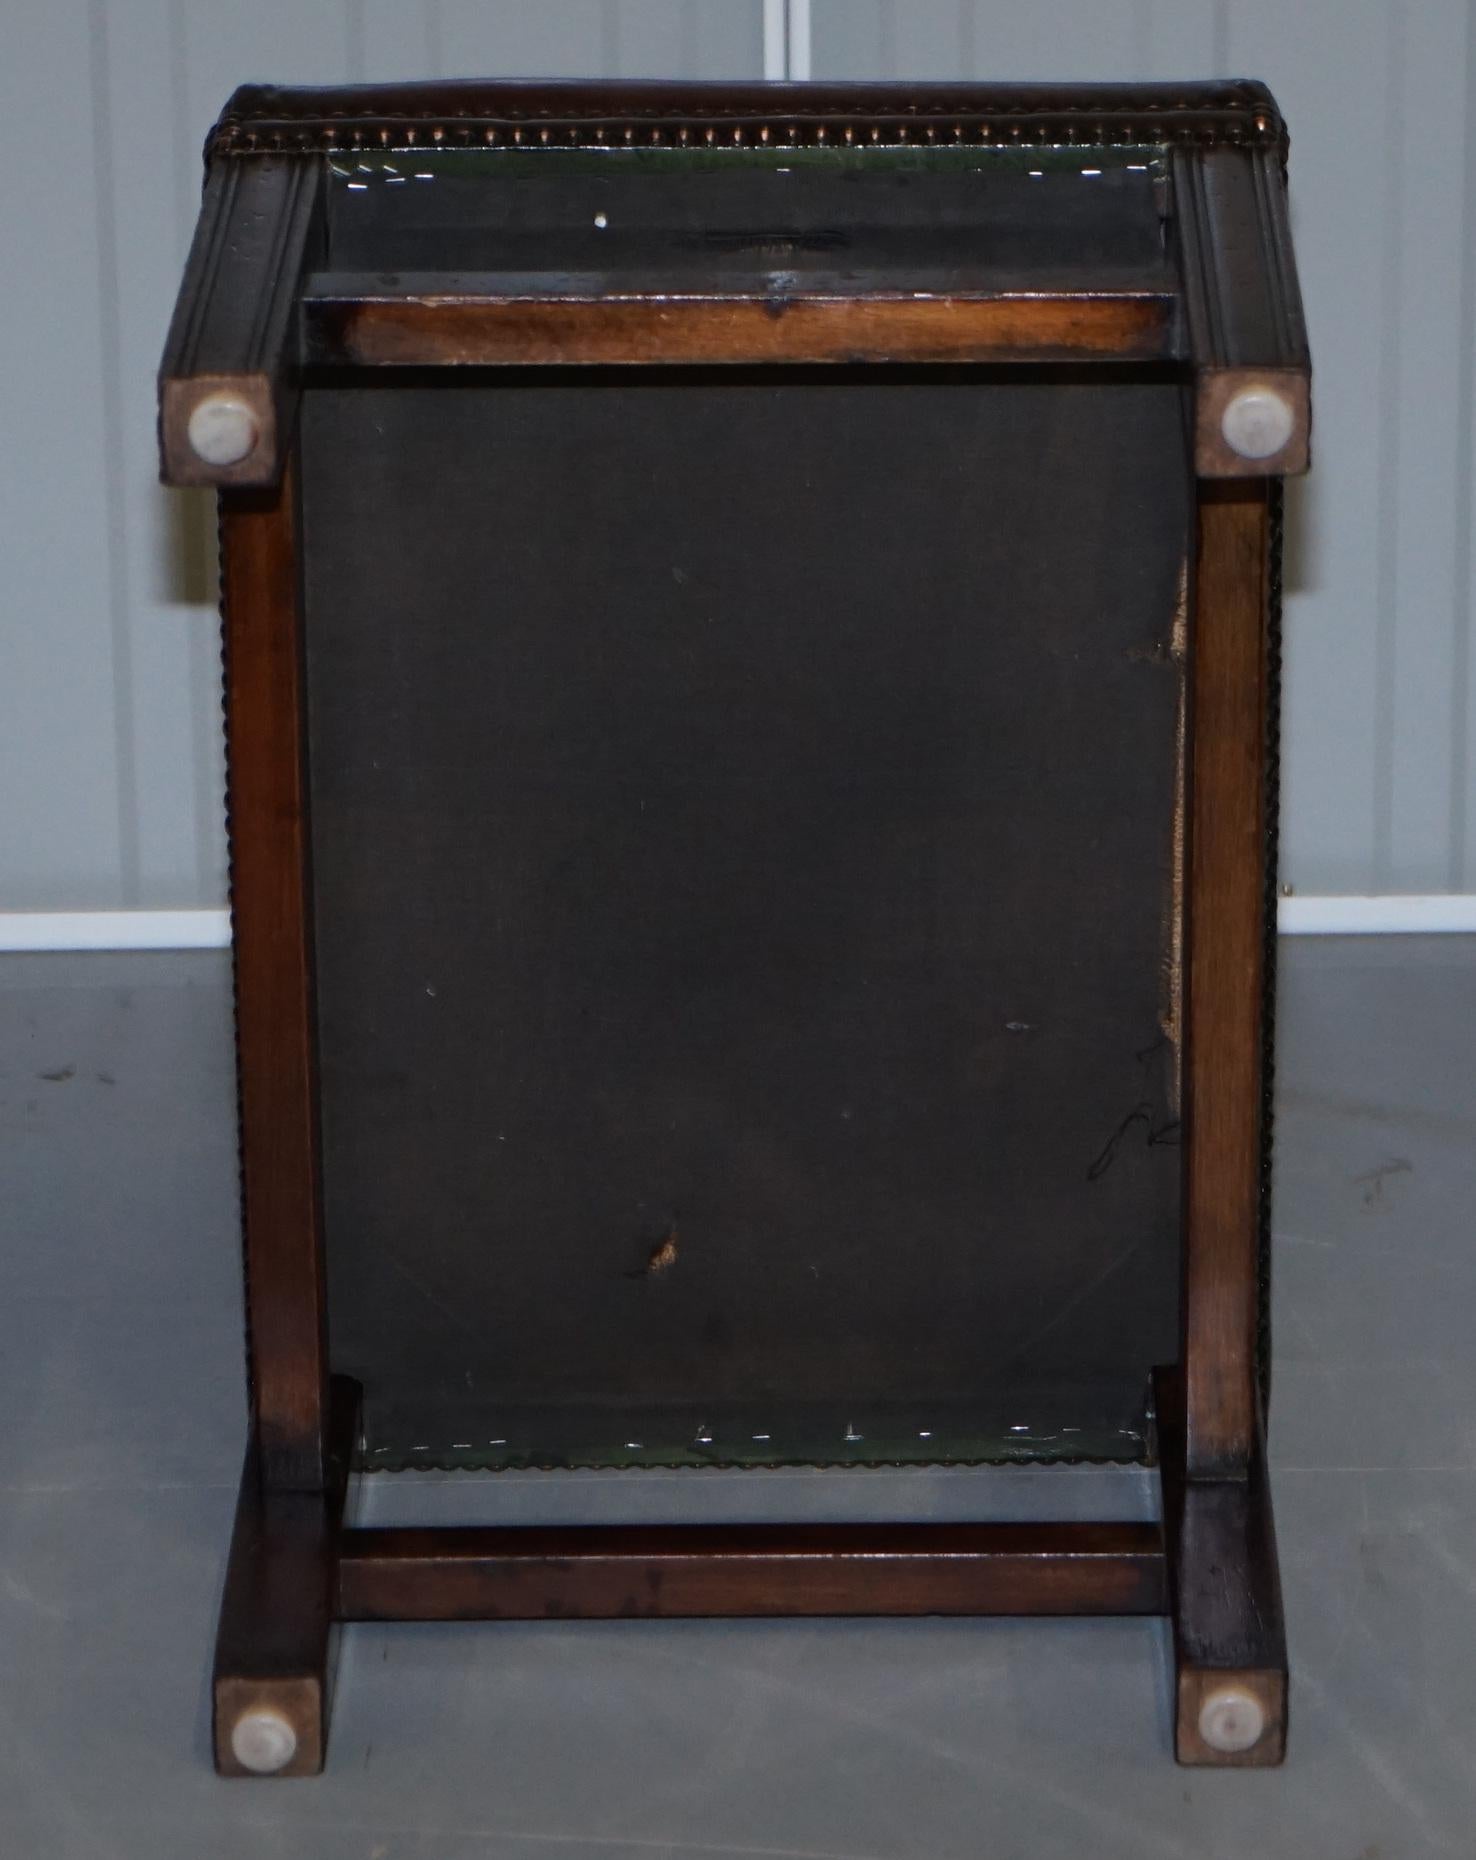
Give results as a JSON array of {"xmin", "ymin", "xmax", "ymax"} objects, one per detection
[
  {"xmin": 169, "ymin": 78, "xmax": 1304, "ymax": 1776},
  {"xmin": 1155, "ymin": 1367, "xmax": 1287, "ymax": 1765},
  {"xmin": 303, "ymin": 292, "xmax": 1174, "ymax": 370},
  {"xmin": 1181, "ymin": 483, "xmax": 1272, "ymax": 1478},
  {"xmin": 221, "ymin": 457, "xmax": 330, "ymax": 1492},
  {"xmin": 1171, "ymin": 147, "xmax": 1310, "ymax": 476},
  {"xmin": 209, "ymin": 78, "xmax": 1288, "ymax": 162},
  {"xmin": 213, "ymin": 1378, "xmax": 359, "ymax": 1777},
  {"xmin": 337, "ymin": 1522, "xmax": 1167, "ymax": 1621},
  {"xmin": 159, "ymin": 159, "xmax": 325, "ymax": 487}
]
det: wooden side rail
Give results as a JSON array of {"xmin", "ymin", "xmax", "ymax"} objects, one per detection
[{"xmin": 336, "ymin": 1521, "xmax": 1168, "ymax": 1621}]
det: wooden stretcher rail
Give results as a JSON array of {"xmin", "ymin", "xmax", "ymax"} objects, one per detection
[
  {"xmin": 300, "ymin": 288, "xmax": 1178, "ymax": 370},
  {"xmin": 335, "ymin": 1521, "xmax": 1168, "ymax": 1620}
]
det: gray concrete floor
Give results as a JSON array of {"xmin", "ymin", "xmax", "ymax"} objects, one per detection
[{"xmin": 1, "ymin": 937, "xmax": 1473, "ymax": 1858}]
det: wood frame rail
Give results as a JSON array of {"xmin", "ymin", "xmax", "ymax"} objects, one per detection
[
  {"xmin": 1181, "ymin": 482, "xmax": 1275, "ymax": 1476},
  {"xmin": 337, "ymin": 1520, "xmax": 1168, "ymax": 1621},
  {"xmin": 214, "ymin": 1369, "xmax": 1284, "ymax": 1771},
  {"xmin": 170, "ymin": 78, "xmax": 1299, "ymax": 1782},
  {"xmin": 219, "ymin": 460, "xmax": 330, "ymax": 1493},
  {"xmin": 203, "ymin": 456, "xmax": 1287, "ymax": 1774},
  {"xmin": 301, "ymin": 286, "xmax": 1176, "ymax": 371},
  {"xmin": 203, "ymin": 458, "xmax": 1289, "ymax": 1777},
  {"xmin": 158, "ymin": 79, "xmax": 1310, "ymax": 490}
]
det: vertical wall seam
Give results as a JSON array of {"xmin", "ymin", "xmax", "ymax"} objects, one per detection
[
  {"xmin": 766, "ymin": 0, "xmax": 810, "ymax": 80},
  {"xmin": 345, "ymin": 0, "xmax": 366, "ymax": 82},
  {"xmin": 86, "ymin": 0, "xmax": 140, "ymax": 908},
  {"xmin": 788, "ymin": 0, "xmax": 812, "ymax": 79},
  {"xmin": 114, "ymin": 0, "xmax": 1470, "ymax": 907},
  {"xmin": 877, "ymin": 0, "xmax": 896, "ymax": 76},
  {"xmin": 171, "ymin": 1, "xmax": 223, "ymax": 900},
  {"xmin": 958, "ymin": 0, "xmax": 976, "ymax": 77},
  {"xmin": 763, "ymin": 0, "xmax": 785, "ymax": 79},
  {"xmin": 1450, "ymin": 0, "xmax": 1476, "ymax": 887},
  {"xmin": 1129, "ymin": 0, "xmax": 1151, "ymax": 81},
  {"xmin": 1371, "ymin": 8, "xmax": 1405, "ymax": 890},
  {"xmin": 167, "ymin": 0, "xmax": 193, "ymax": 252},
  {"xmin": 678, "ymin": 1, "xmax": 697, "ymax": 80}
]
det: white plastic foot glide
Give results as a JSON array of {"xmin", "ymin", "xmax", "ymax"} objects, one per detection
[
  {"xmin": 1197, "ymin": 1683, "xmax": 1266, "ymax": 1754},
  {"xmin": 187, "ymin": 392, "xmax": 260, "ymax": 467},
  {"xmin": 1220, "ymin": 386, "xmax": 1295, "ymax": 462},
  {"xmin": 230, "ymin": 1706, "xmax": 298, "ymax": 1774}
]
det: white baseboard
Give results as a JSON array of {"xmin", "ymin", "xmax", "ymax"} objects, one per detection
[
  {"xmin": 0, "ymin": 909, "xmax": 231, "ymax": 951},
  {"xmin": 1277, "ymin": 894, "xmax": 1476, "ymax": 934},
  {"xmin": 1, "ymin": 897, "xmax": 1474, "ymax": 952},
  {"xmin": 762, "ymin": 0, "xmax": 785, "ymax": 77},
  {"xmin": 787, "ymin": 0, "xmax": 812, "ymax": 79}
]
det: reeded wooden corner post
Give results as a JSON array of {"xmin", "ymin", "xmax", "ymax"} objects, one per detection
[
  {"xmin": 1163, "ymin": 480, "xmax": 1287, "ymax": 1766},
  {"xmin": 1156, "ymin": 1366, "xmax": 1287, "ymax": 1767},
  {"xmin": 1172, "ymin": 147, "xmax": 1311, "ymax": 478},
  {"xmin": 211, "ymin": 455, "xmax": 345, "ymax": 1776},
  {"xmin": 159, "ymin": 158, "xmax": 325, "ymax": 487},
  {"xmin": 212, "ymin": 1378, "xmax": 360, "ymax": 1777},
  {"xmin": 1182, "ymin": 481, "xmax": 1272, "ymax": 1479}
]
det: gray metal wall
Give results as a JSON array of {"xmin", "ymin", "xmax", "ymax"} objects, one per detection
[{"xmin": 3, "ymin": 0, "xmax": 1471, "ymax": 915}]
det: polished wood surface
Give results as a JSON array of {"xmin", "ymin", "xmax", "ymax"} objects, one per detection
[
  {"xmin": 304, "ymin": 289, "xmax": 1174, "ymax": 369},
  {"xmin": 1155, "ymin": 1367, "xmax": 1287, "ymax": 1766},
  {"xmin": 337, "ymin": 1522, "xmax": 1167, "ymax": 1622},
  {"xmin": 168, "ymin": 76, "xmax": 1303, "ymax": 1776},
  {"xmin": 1172, "ymin": 147, "xmax": 1311, "ymax": 475},
  {"xmin": 158, "ymin": 79, "xmax": 1311, "ymax": 489},
  {"xmin": 159, "ymin": 159, "xmax": 325, "ymax": 487},
  {"xmin": 206, "ymin": 77, "xmax": 1289, "ymax": 161},
  {"xmin": 220, "ymin": 461, "xmax": 330, "ymax": 1492},
  {"xmin": 213, "ymin": 1378, "xmax": 359, "ymax": 1777},
  {"xmin": 1181, "ymin": 482, "xmax": 1272, "ymax": 1477}
]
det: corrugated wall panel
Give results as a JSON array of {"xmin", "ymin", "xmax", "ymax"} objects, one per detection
[
  {"xmin": 813, "ymin": 0, "xmax": 1476, "ymax": 896},
  {"xmin": 1464, "ymin": 36, "xmax": 1476, "ymax": 889},
  {"xmin": 1216, "ymin": 0, "xmax": 1392, "ymax": 897},
  {"xmin": 104, "ymin": 0, "xmax": 224, "ymax": 909},
  {"xmin": 2, "ymin": 0, "xmax": 1472, "ymax": 911},
  {"xmin": 813, "ymin": 0, "xmax": 1154, "ymax": 82},
  {"xmin": 0, "ymin": 1, "xmax": 127, "ymax": 908},
  {"xmin": 1379, "ymin": 2, "xmax": 1468, "ymax": 890},
  {"xmin": 435, "ymin": 0, "xmax": 760, "ymax": 80}
]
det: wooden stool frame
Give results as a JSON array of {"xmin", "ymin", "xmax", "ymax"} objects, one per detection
[{"xmin": 159, "ymin": 80, "xmax": 1310, "ymax": 1775}]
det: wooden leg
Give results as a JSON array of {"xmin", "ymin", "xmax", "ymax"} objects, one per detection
[
  {"xmin": 212, "ymin": 1378, "xmax": 359, "ymax": 1778},
  {"xmin": 1182, "ymin": 482, "xmax": 1272, "ymax": 1479},
  {"xmin": 1155, "ymin": 1367, "xmax": 1286, "ymax": 1766},
  {"xmin": 222, "ymin": 463, "xmax": 332, "ymax": 1494}
]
